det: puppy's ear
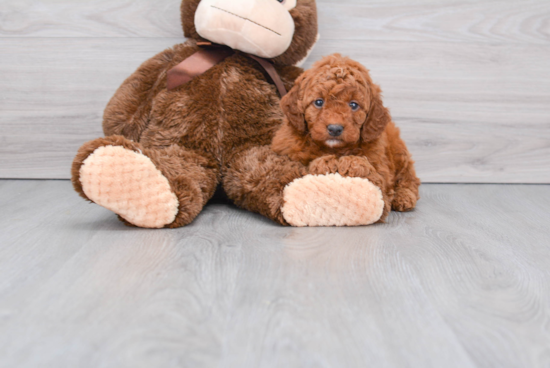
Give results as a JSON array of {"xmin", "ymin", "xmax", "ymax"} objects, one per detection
[
  {"xmin": 280, "ymin": 74, "xmax": 307, "ymax": 134},
  {"xmin": 362, "ymin": 83, "xmax": 391, "ymax": 143}
]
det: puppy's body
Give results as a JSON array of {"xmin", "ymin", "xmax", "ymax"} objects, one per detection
[{"xmin": 272, "ymin": 54, "xmax": 420, "ymax": 221}]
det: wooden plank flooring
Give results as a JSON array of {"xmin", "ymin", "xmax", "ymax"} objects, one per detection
[
  {"xmin": 1, "ymin": 180, "xmax": 550, "ymax": 367},
  {"xmin": 1, "ymin": 0, "xmax": 549, "ymax": 182}
]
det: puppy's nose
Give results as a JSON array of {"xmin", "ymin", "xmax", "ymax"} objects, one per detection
[{"xmin": 327, "ymin": 124, "xmax": 344, "ymax": 137}]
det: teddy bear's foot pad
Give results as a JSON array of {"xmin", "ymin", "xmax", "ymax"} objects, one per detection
[
  {"xmin": 282, "ymin": 173, "xmax": 384, "ymax": 227},
  {"xmin": 79, "ymin": 145, "xmax": 179, "ymax": 228}
]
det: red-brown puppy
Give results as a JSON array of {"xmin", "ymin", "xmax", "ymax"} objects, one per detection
[{"xmin": 272, "ymin": 53, "xmax": 420, "ymax": 221}]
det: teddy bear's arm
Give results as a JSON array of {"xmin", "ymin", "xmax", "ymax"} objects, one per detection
[
  {"xmin": 275, "ymin": 65, "xmax": 306, "ymax": 93},
  {"xmin": 102, "ymin": 45, "xmax": 197, "ymax": 142}
]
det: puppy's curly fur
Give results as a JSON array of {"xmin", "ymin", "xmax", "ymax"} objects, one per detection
[{"xmin": 272, "ymin": 54, "xmax": 421, "ymax": 221}]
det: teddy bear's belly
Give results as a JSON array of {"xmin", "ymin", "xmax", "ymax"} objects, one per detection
[
  {"xmin": 218, "ymin": 75, "xmax": 283, "ymax": 153},
  {"xmin": 143, "ymin": 63, "xmax": 284, "ymax": 162}
]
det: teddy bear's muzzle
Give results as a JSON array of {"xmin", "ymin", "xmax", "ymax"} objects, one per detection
[{"xmin": 194, "ymin": 0, "xmax": 295, "ymax": 59}]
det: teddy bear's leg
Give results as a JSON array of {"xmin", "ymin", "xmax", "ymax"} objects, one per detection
[
  {"xmin": 325, "ymin": 155, "xmax": 392, "ymax": 223},
  {"xmin": 72, "ymin": 135, "xmax": 219, "ymax": 228},
  {"xmin": 281, "ymin": 174, "xmax": 386, "ymax": 227},
  {"xmin": 222, "ymin": 146, "xmax": 386, "ymax": 227},
  {"xmin": 287, "ymin": 155, "xmax": 388, "ymax": 227},
  {"xmin": 222, "ymin": 146, "xmax": 307, "ymax": 225}
]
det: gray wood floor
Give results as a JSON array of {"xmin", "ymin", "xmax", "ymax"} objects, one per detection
[
  {"xmin": 1, "ymin": 180, "xmax": 550, "ymax": 368},
  {"xmin": 1, "ymin": 0, "xmax": 549, "ymax": 182}
]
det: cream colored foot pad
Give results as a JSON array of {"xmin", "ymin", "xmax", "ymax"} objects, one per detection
[
  {"xmin": 282, "ymin": 173, "xmax": 384, "ymax": 227},
  {"xmin": 79, "ymin": 146, "xmax": 179, "ymax": 228}
]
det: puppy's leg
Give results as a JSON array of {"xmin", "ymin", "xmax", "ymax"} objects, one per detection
[
  {"xmin": 392, "ymin": 161, "xmax": 421, "ymax": 212},
  {"xmin": 386, "ymin": 124, "xmax": 421, "ymax": 212},
  {"xmin": 308, "ymin": 155, "xmax": 339, "ymax": 175}
]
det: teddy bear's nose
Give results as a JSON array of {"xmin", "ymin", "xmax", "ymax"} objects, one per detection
[{"xmin": 327, "ymin": 124, "xmax": 344, "ymax": 137}]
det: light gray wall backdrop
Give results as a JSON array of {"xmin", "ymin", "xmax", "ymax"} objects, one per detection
[{"xmin": 1, "ymin": 0, "xmax": 549, "ymax": 182}]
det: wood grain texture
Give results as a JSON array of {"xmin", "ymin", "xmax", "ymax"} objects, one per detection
[
  {"xmin": 2, "ymin": 0, "xmax": 549, "ymax": 44},
  {"xmin": 1, "ymin": 38, "xmax": 549, "ymax": 182},
  {"xmin": 1, "ymin": 0, "xmax": 549, "ymax": 182},
  {"xmin": 0, "ymin": 38, "xmax": 176, "ymax": 179},
  {"xmin": 1, "ymin": 180, "xmax": 550, "ymax": 367},
  {"xmin": 0, "ymin": 0, "xmax": 183, "ymax": 38}
]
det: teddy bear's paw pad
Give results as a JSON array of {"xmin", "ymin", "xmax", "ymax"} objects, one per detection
[
  {"xmin": 282, "ymin": 173, "xmax": 384, "ymax": 227},
  {"xmin": 79, "ymin": 145, "xmax": 179, "ymax": 228}
]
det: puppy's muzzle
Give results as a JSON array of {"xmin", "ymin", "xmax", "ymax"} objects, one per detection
[{"xmin": 327, "ymin": 124, "xmax": 344, "ymax": 137}]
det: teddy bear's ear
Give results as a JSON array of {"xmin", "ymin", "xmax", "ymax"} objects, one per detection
[
  {"xmin": 180, "ymin": 0, "xmax": 202, "ymax": 39},
  {"xmin": 280, "ymin": 75, "xmax": 308, "ymax": 134},
  {"xmin": 362, "ymin": 83, "xmax": 391, "ymax": 143}
]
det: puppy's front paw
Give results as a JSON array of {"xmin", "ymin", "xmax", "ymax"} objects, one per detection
[
  {"xmin": 309, "ymin": 155, "xmax": 339, "ymax": 175},
  {"xmin": 337, "ymin": 156, "xmax": 374, "ymax": 178}
]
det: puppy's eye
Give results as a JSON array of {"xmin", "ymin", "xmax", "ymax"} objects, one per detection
[
  {"xmin": 349, "ymin": 101, "xmax": 360, "ymax": 111},
  {"xmin": 314, "ymin": 99, "xmax": 324, "ymax": 108}
]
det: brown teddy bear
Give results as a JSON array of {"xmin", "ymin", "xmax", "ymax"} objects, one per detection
[{"xmin": 71, "ymin": 0, "xmax": 403, "ymax": 228}]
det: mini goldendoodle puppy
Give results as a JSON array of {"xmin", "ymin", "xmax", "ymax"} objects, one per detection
[{"xmin": 272, "ymin": 53, "xmax": 421, "ymax": 222}]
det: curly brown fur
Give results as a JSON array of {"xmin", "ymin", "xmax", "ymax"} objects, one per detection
[{"xmin": 272, "ymin": 54, "xmax": 421, "ymax": 218}]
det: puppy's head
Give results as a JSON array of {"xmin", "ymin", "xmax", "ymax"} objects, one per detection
[{"xmin": 281, "ymin": 54, "xmax": 391, "ymax": 149}]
